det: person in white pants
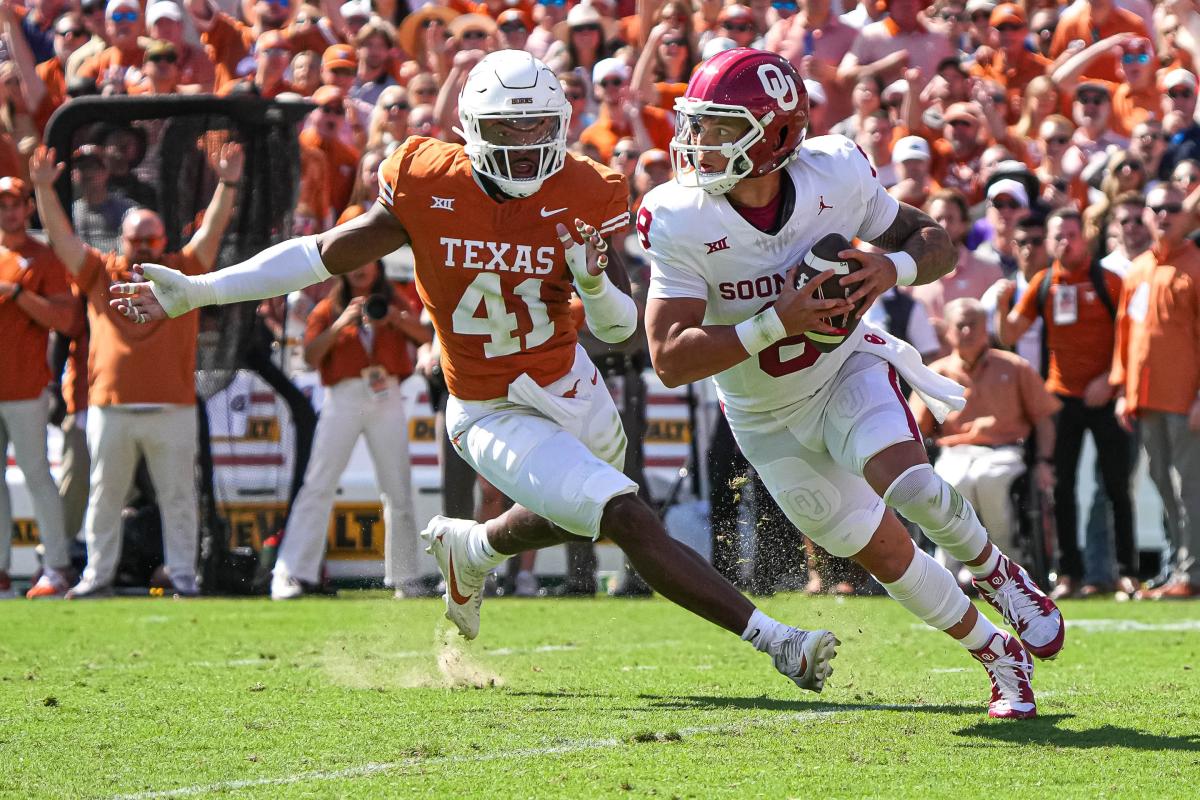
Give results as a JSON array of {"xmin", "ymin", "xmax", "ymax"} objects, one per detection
[
  {"xmin": 0, "ymin": 174, "xmax": 80, "ymax": 598},
  {"xmin": 272, "ymin": 260, "xmax": 431, "ymax": 599},
  {"xmin": 29, "ymin": 141, "xmax": 244, "ymax": 598},
  {"xmin": 911, "ymin": 299, "xmax": 1060, "ymax": 579}
]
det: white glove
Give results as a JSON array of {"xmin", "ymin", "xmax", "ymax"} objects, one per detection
[{"xmin": 142, "ymin": 263, "xmax": 214, "ymax": 318}]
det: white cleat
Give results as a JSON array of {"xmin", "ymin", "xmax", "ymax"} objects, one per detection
[
  {"xmin": 769, "ymin": 628, "xmax": 840, "ymax": 692},
  {"xmin": 421, "ymin": 515, "xmax": 488, "ymax": 640}
]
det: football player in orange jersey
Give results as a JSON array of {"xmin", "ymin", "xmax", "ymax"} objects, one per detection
[{"xmin": 108, "ymin": 50, "xmax": 840, "ymax": 692}]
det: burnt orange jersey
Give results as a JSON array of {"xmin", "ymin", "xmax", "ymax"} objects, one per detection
[{"xmin": 377, "ymin": 137, "xmax": 631, "ymax": 401}]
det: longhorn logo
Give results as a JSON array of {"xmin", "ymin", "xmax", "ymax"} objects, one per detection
[{"xmin": 757, "ymin": 64, "xmax": 799, "ymax": 111}]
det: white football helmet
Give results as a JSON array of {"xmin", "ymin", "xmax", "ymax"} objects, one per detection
[{"xmin": 456, "ymin": 50, "xmax": 571, "ymax": 199}]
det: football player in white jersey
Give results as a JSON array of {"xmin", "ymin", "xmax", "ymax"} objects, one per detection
[
  {"xmin": 105, "ymin": 51, "xmax": 840, "ymax": 693},
  {"xmin": 641, "ymin": 48, "xmax": 1066, "ymax": 719}
]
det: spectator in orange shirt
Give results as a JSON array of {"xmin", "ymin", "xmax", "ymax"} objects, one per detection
[
  {"xmin": 580, "ymin": 57, "xmax": 673, "ymax": 164},
  {"xmin": 1049, "ymin": 0, "xmax": 1149, "ymax": 85},
  {"xmin": 912, "ymin": 298, "xmax": 1060, "ymax": 570},
  {"xmin": 29, "ymin": 142, "xmax": 244, "ymax": 599},
  {"xmin": 1111, "ymin": 183, "xmax": 1200, "ymax": 599},
  {"xmin": 77, "ymin": 0, "xmax": 145, "ymax": 92},
  {"xmin": 66, "ymin": 0, "xmax": 108, "ymax": 82},
  {"xmin": 0, "ymin": 177, "xmax": 78, "ymax": 599},
  {"xmin": 271, "ymin": 260, "xmax": 432, "ymax": 600},
  {"xmin": 188, "ymin": 0, "xmax": 324, "ymax": 92},
  {"xmin": 631, "ymin": 21, "xmax": 698, "ymax": 114},
  {"xmin": 996, "ymin": 207, "xmax": 1134, "ymax": 599},
  {"xmin": 300, "ymin": 86, "xmax": 362, "ymax": 218},
  {"xmin": 1051, "ymin": 33, "xmax": 1157, "ymax": 137},
  {"xmin": 320, "ymin": 44, "xmax": 372, "ymax": 148},
  {"xmin": 929, "ymin": 101, "xmax": 990, "ymax": 204},
  {"xmin": 2, "ymin": 8, "xmax": 89, "ymax": 135},
  {"xmin": 972, "ymin": 4, "xmax": 1052, "ymax": 121},
  {"xmin": 1033, "ymin": 115, "xmax": 1090, "ymax": 212},
  {"xmin": 218, "ymin": 29, "xmax": 295, "ymax": 99},
  {"xmin": 146, "ymin": 1, "xmax": 216, "ymax": 93}
]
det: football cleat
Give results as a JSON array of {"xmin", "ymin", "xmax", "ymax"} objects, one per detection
[
  {"xmin": 970, "ymin": 632, "xmax": 1036, "ymax": 719},
  {"xmin": 973, "ymin": 553, "xmax": 1065, "ymax": 660},
  {"xmin": 421, "ymin": 515, "xmax": 488, "ymax": 640},
  {"xmin": 769, "ymin": 628, "xmax": 839, "ymax": 692}
]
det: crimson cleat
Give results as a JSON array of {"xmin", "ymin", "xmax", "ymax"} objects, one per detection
[
  {"xmin": 974, "ymin": 553, "xmax": 1065, "ymax": 660},
  {"xmin": 971, "ymin": 631, "xmax": 1037, "ymax": 719}
]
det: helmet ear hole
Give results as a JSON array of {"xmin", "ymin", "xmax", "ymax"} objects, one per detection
[{"xmin": 776, "ymin": 125, "xmax": 789, "ymax": 150}]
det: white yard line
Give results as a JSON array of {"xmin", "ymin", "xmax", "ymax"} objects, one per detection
[{"xmin": 110, "ymin": 706, "xmax": 921, "ymax": 800}]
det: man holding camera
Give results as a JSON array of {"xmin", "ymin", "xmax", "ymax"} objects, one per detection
[{"xmin": 271, "ymin": 260, "xmax": 431, "ymax": 600}]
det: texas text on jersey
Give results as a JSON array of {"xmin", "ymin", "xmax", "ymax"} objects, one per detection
[
  {"xmin": 641, "ymin": 134, "xmax": 900, "ymax": 414},
  {"xmin": 377, "ymin": 136, "xmax": 630, "ymax": 401}
]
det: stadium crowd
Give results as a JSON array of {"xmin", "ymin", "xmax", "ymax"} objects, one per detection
[{"xmin": 0, "ymin": 0, "xmax": 1197, "ymax": 603}]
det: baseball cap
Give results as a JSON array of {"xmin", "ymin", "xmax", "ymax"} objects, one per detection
[
  {"xmin": 0, "ymin": 176, "xmax": 30, "ymax": 198},
  {"xmin": 340, "ymin": 0, "xmax": 371, "ymax": 20},
  {"xmin": 1162, "ymin": 68, "xmax": 1198, "ymax": 92},
  {"xmin": 701, "ymin": 36, "xmax": 738, "ymax": 60},
  {"xmin": 637, "ymin": 148, "xmax": 669, "ymax": 168},
  {"xmin": 1074, "ymin": 80, "xmax": 1112, "ymax": 97},
  {"xmin": 943, "ymin": 101, "xmax": 981, "ymax": 123},
  {"xmin": 323, "ymin": 44, "xmax": 357, "ymax": 71},
  {"xmin": 717, "ymin": 4, "xmax": 753, "ymax": 23},
  {"xmin": 592, "ymin": 57, "xmax": 630, "ymax": 85},
  {"xmin": 988, "ymin": 3, "xmax": 1025, "ymax": 27},
  {"xmin": 893, "ymin": 135, "xmax": 931, "ymax": 163},
  {"xmin": 312, "ymin": 85, "xmax": 345, "ymax": 107},
  {"xmin": 496, "ymin": 8, "xmax": 531, "ymax": 31},
  {"xmin": 146, "ymin": 1, "xmax": 182, "ymax": 27},
  {"xmin": 965, "ymin": 0, "xmax": 996, "ymax": 16},
  {"xmin": 105, "ymin": 0, "xmax": 140, "ymax": 18},
  {"xmin": 72, "ymin": 144, "xmax": 106, "ymax": 166},
  {"xmin": 987, "ymin": 178, "xmax": 1029, "ymax": 208}
]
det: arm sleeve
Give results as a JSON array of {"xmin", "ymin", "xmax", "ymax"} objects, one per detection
[{"xmin": 850, "ymin": 139, "xmax": 901, "ymax": 242}]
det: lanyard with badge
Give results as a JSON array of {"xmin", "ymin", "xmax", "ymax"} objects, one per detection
[{"xmin": 1053, "ymin": 282, "xmax": 1078, "ymax": 325}]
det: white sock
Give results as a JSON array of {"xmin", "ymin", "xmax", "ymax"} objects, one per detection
[
  {"xmin": 464, "ymin": 524, "xmax": 509, "ymax": 570},
  {"xmin": 741, "ymin": 608, "xmax": 788, "ymax": 653},
  {"xmin": 959, "ymin": 611, "xmax": 1001, "ymax": 651},
  {"xmin": 965, "ymin": 545, "xmax": 1002, "ymax": 579}
]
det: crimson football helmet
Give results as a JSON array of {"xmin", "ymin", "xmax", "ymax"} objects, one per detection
[{"xmin": 671, "ymin": 48, "xmax": 810, "ymax": 195}]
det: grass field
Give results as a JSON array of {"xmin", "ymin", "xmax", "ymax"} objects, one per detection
[{"xmin": 2, "ymin": 593, "xmax": 1198, "ymax": 799}]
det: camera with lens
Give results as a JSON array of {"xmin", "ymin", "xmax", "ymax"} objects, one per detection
[{"xmin": 363, "ymin": 294, "xmax": 390, "ymax": 321}]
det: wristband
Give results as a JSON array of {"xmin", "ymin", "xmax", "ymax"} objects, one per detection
[
  {"xmin": 886, "ymin": 251, "xmax": 918, "ymax": 286},
  {"xmin": 734, "ymin": 307, "xmax": 787, "ymax": 355}
]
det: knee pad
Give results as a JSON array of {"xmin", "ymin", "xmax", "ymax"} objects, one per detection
[
  {"xmin": 883, "ymin": 547, "xmax": 970, "ymax": 631},
  {"xmin": 884, "ymin": 464, "xmax": 986, "ymax": 562}
]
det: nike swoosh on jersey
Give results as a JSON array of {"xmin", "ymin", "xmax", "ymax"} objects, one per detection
[
  {"xmin": 540, "ymin": 206, "xmax": 568, "ymax": 217},
  {"xmin": 446, "ymin": 546, "xmax": 473, "ymax": 605},
  {"xmin": 590, "ymin": 369, "xmax": 598, "ymax": 385}
]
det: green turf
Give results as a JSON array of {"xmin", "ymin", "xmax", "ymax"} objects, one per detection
[{"xmin": 2, "ymin": 594, "xmax": 1198, "ymax": 799}]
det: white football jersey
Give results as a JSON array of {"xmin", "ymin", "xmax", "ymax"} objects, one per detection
[{"xmin": 641, "ymin": 135, "xmax": 901, "ymax": 415}]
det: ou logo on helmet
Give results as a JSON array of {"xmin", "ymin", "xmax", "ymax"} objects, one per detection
[{"xmin": 756, "ymin": 64, "xmax": 798, "ymax": 111}]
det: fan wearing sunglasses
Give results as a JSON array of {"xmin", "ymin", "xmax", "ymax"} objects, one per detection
[
  {"xmin": 76, "ymin": 0, "xmax": 145, "ymax": 86},
  {"xmin": 1047, "ymin": 0, "xmax": 1151, "ymax": 84},
  {"xmin": 302, "ymin": 85, "xmax": 363, "ymax": 216},
  {"xmin": 128, "ymin": 39, "xmax": 182, "ymax": 96},
  {"xmin": 971, "ymin": 4, "xmax": 1051, "ymax": 122},
  {"xmin": 1051, "ymin": 32, "xmax": 1157, "ymax": 138},
  {"xmin": 0, "ymin": 7, "xmax": 89, "ymax": 133},
  {"xmin": 579, "ymin": 58, "xmax": 675, "ymax": 164},
  {"xmin": 185, "ymin": 0, "xmax": 324, "ymax": 93}
]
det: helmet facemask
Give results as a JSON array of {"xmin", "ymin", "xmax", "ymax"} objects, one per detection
[
  {"xmin": 458, "ymin": 109, "xmax": 570, "ymax": 199},
  {"xmin": 670, "ymin": 100, "xmax": 766, "ymax": 195}
]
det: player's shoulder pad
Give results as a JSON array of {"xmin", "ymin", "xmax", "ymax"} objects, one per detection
[
  {"xmin": 635, "ymin": 180, "xmax": 707, "ymax": 260},
  {"xmin": 382, "ymin": 136, "xmax": 461, "ymax": 185},
  {"xmin": 796, "ymin": 133, "xmax": 881, "ymax": 186}
]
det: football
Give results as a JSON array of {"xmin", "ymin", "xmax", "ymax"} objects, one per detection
[{"xmin": 797, "ymin": 233, "xmax": 866, "ymax": 353}]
